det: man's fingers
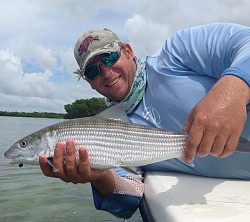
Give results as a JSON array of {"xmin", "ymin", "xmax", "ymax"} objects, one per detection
[
  {"xmin": 196, "ymin": 131, "xmax": 216, "ymax": 157},
  {"xmin": 185, "ymin": 126, "xmax": 203, "ymax": 163},
  {"xmin": 78, "ymin": 147, "xmax": 106, "ymax": 183},
  {"xmin": 209, "ymin": 134, "xmax": 228, "ymax": 156},
  {"xmin": 218, "ymin": 136, "xmax": 239, "ymax": 158},
  {"xmin": 39, "ymin": 140, "xmax": 105, "ymax": 184},
  {"xmin": 77, "ymin": 147, "xmax": 91, "ymax": 181},
  {"xmin": 50, "ymin": 142, "xmax": 70, "ymax": 182},
  {"xmin": 65, "ymin": 140, "xmax": 78, "ymax": 181},
  {"xmin": 39, "ymin": 154, "xmax": 54, "ymax": 177}
]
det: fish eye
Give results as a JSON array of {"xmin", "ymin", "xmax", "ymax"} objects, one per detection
[{"xmin": 19, "ymin": 140, "xmax": 28, "ymax": 148}]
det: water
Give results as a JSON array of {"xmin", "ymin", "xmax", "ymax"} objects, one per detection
[{"xmin": 0, "ymin": 116, "xmax": 142, "ymax": 222}]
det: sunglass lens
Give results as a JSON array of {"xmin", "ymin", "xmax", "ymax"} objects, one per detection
[
  {"xmin": 85, "ymin": 65, "xmax": 100, "ymax": 80},
  {"xmin": 101, "ymin": 52, "xmax": 120, "ymax": 67},
  {"xmin": 84, "ymin": 51, "xmax": 120, "ymax": 80}
]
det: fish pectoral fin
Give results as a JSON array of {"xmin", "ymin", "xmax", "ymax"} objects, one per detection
[
  {"xmin": 121, "ymin": 167, "xmax": 141, "ymax": 175},
  {"xmin": 47, "ymin": 157, "xmax": 59, "ymax": 173}
]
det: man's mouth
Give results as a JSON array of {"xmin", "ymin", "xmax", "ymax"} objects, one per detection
[{"xmin": 105, "ymin": 75, "xmax": 121, "ymax": 87}]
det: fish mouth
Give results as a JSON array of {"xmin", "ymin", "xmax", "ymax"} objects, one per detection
[
  {"xmin": 4, "ymin": 155, "xmax": 19, "ymax": 164},
  {"xmin": 4, "ymin": 151, "xmax": 21, "ymax": 164},
  {"xmin": 4, "ymin": 153, "xmax": 37, "ymax": 165},
  {"xmin": 5, "ymin": 156, "xmax": 25, "ymax": 168}
]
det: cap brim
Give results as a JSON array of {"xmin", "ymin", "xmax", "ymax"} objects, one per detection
[{"xmin": 81, "ymin": 41, "xmax": 120, "ymax": 74}]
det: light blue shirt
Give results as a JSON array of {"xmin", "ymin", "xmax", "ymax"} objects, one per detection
[{"xmin": 93, "ymin": 23, "xmax": 250, "ymax": 218}]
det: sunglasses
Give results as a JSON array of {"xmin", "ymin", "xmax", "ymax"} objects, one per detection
[{"xmin": 85, "ymin": 50, "xmax": 121, "ymax": 80}]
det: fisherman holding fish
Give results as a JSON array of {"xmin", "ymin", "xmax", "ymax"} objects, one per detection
[{"xmin": 10, "ymin": 23, "xmax": 250, "ymax": 218}]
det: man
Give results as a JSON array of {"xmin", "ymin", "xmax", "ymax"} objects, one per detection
[{"xmin": 39, "ymin": 23, "xmax": 250, "ymax": 219}]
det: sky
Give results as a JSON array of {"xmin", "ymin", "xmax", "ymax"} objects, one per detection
[{"xmin": 1, "ymin": 0, "xmax": 250, "ymax": 113}]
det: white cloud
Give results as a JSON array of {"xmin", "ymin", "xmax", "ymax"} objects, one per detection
[
  {"xmin": 1, "ymin": 0, "xmax": 250, "ymax": 113},
  {"xmin": 57, "ymin": 48, "xmax": 78, "ymax": 75},
  {"xmin": 125, "ymin": 15, "xmax": 171, "ymax": 58},
  {"xmin": 133, "ymin": 0, "xmax": 250, "ymax": 30},
  {"xmin": 8, "ymin": 36, "xmax": 57, "ymax": 70},
  {"xmin": 0, "ymin": 49, "xmax": 99, "ymax": 113},
  {"xmin": 125, "ymin": 0, "xmax": 250, "ymax": 58}
]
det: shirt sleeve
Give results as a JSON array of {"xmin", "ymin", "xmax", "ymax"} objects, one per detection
[
  {"xmin": 161, "ymin": 22, "xmax": 250, "ymax": 86},
  {"xmin": 91, "ymin": 168, "xmax": 144, "ymax": 219}
]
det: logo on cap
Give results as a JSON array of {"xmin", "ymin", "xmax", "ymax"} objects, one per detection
[{"xmin": 78, "ymin": 35, "xmax": 99, "ymax": 55}]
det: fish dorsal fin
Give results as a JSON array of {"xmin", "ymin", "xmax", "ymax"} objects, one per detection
[{"xmin": 95, "ymin": 102, "xmax": 130, "ymax": 122}]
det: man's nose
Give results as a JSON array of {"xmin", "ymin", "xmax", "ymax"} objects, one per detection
[{"xmin": 99, "ymin": 65, "xmax": 112, "ymax": 78}]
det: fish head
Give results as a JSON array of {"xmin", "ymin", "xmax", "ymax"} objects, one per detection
[{"xmin": 4, "ymin": 129, "xmax": 54, "ymax": 165}]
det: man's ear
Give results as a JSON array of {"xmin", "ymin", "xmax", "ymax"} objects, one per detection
[{"xmin": 123, "ymin": 43, "xmax": 135, "ymax": 58}]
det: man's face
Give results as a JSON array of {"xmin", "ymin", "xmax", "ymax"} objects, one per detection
[{"xmin": 85, "ymin": 44, "xmax": 136, "ymax": 101}]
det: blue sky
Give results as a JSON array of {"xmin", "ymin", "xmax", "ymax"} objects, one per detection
[{"xmin": 1, "ymin": 0, "xmax": 250, "ymax": 113}]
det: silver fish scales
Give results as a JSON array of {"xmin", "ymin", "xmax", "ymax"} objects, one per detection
[
  {"xmin": 44, "ymin": 116, "xmax": 187, "ymax": 168},
  {"xmin": 4, "ymin": 103, "xmax": 250, "ymax": 169}
]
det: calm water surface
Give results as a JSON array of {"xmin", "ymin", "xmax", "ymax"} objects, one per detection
[{"xmin": 0, "ymin": 116, "xmax": 142, "ymax": 222}]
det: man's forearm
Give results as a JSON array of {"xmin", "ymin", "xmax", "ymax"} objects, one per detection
[{"xmin": 91, "ymin": 169, "xmax": 117, "ymax": 197}]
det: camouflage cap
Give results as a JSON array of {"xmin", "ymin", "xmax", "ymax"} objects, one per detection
[{"xmin": 74, "ymin": 28, "xmax": 121, "ymax": 79}]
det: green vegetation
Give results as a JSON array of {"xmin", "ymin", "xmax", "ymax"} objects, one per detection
[
  {"xmin": 0, "ymin": 97, "xmax": 108, "ymax": 119},
  {"xmin": 0, "ymin": 111, "xmax": 65, "ymax": 119},
  {"xmin": 64, "ymin": 97, "xmax": 107, "ymax": 119}
]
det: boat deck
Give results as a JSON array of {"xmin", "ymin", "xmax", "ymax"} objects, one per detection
[{"xmin": 140, "ymin": 172, "xmax": 250, "ymax": 222}]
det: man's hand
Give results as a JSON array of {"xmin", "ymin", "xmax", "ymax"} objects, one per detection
[
  {"xmin": 39, "ymin": 139, "xmax": 116, "ymax": 197},
  {"xmin": 184, "ymin": 75, "xmax": 250, "ymax": 163}
]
